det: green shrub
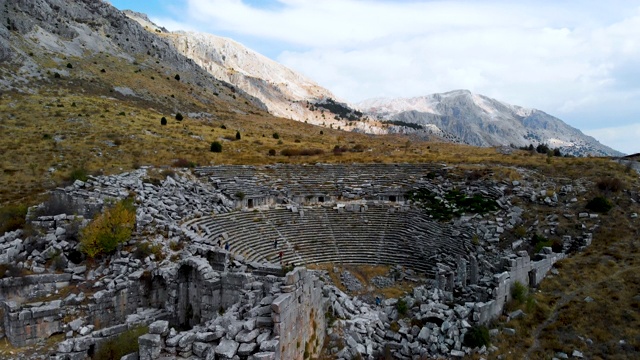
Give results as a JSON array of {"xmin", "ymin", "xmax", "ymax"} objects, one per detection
[
  {"xmin": 268, "ymin": 149, "xmax": 276, "ymax": 156},
  {"xmin": 586, "ymin": 196, "xmax": 612, "ymax": 213},
  {"xmin": 235, "ymin": 191, "xmax": 245, "ymax": 200},
  {"xmin": 0, "ymin": 204, "xmax": 27, "ymax": 234},
  {"xmin": 210, "ymin": 141, "xmax": 222, "ymax": 153},
  {"xmin": 67, "ymin": 167, "xmax": 89, "ymax": 182},
  {"xmin": 174, "ymin": 74, "xmax": 180, "ymax": 81},
  {"xmin": 160, "ymin": 117, "xmax": 167, "ymax": 125},
  {"xmin": 175, "ymin": 113, "xmax": 183, "ymax": 121},
  {"xmin": 66, "ymin": 63, "xmax": 72, "ymax": 69},
  {"xmin": 396, "ymin": 298, "xmax": 408, "ymax": 316},
  {"xmin": 94, "ymin": 326, "xmax": 148, "ymax": 360},
  {"xmin": 235, "ymin": 131, "xmax": 241, "ymax": 140},
  {"xmin": 463, "ymin": 325, "xmax": 490, "ymax": 348},
  {"xmin": 272, "ymin": 132, "xmax": 280, "ymax": 139},
  {"xmin": 511, "ymin": 281, "xmax": 528, "ymax": 304},
  {"xmin": 220, "ymin": 124, "xmax": 227, "ymax": 129}
]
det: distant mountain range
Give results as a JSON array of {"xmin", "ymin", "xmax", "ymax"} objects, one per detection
[{"xmin": 357, "ymin": 91, "xmax": 623, "ymax": 156}]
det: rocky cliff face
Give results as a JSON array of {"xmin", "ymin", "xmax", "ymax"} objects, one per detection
[
  {"xmin": 0, "ymin": 0, "xmax": 265, "ymax": 111},
  {"xmin": 124, "ymin": 12, "xmax": 369, "ymax": 125},
  {"xmin": 358, "ymin": 90, "xmax": 623, "ymax": 156}
]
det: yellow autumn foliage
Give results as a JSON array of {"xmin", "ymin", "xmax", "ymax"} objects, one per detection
[{"xmin": 80, "ymin": 199, "xmax": 136, "ymax": 258}]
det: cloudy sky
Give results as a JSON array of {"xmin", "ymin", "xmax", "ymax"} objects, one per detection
[{"xmin": 110, "ymin": 0, "xmax": 640, "ymax": 154}]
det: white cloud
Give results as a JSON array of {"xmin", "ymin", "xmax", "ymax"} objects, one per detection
[
  {"xmin": 585, "ymin": 124, "xmax": 640, "ymax": 155},
  {"xmin": 150, "ymin": 0, "xmax": 640, "ymax": 151}
]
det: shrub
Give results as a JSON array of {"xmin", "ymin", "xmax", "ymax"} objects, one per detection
[
  {"xmin": 272, "ymin": 132, "xmax": 280, "ymax": 139},
  {"xmin": 80, "ymin": 199, "xmax": 136, "ymax": 259},
  {"xmin": 133, "ymin": 241, "xmax": 164, "ymax": 261},
  {"xmin": 172, "ymin": 158, "xmax": 195, "ymax": 168},
  {"xmin": 586, "ymin": 196, "xmax": 612, "ymax": 213},
  {"xmin": 235, "ymin": 131, "xmax": 241, "ymax": 140},
  {"xmin": 174, "ymin": 74, "xmax": 180, "ymax": 81},
  {"xmin": 175, "ymin": 113, "xmax": 183, "ymax": 121},
  {"xmin": 169, "ymin": 241, "xmax": 184, "ymax": 251},
  {"xmin": 0, "ymin": 204, "xmax": 27, "ymax": 234},
  {"xmin": 0, "ymin": 263, "xmax": 26, "ymax": 279},
  {"xmin": 268, "ymin": 149, "xmax": 276, "ymax": 156},
  {"xmin": 597, "ymin": 177, "xmax": 623, "ymax": 193},
  {"xmin": 235, "ymin": 191, "xmax": 245, "ymax": 200},
  {"xmin": 66, "ymin": 63, "xmax": 72, "ymax": 69},
  {"xmin": 210, "ymin": 141, "xmax": 222, "ymax": 153},
  {"xmin": 54, "ymin": 72, "xmax": 61, "ymax": 78},
  {"xmin": 463, "ymin": 325, "xmax": 490, "ymax": 348},
  {"xmin": 220, "ymin": 124, "xmax": 227, "ymax": 129},
  {"xmin": 94, "ymin": 326, "xmax": 148, "ymax": 360},
  {"xmin": 511, "ymin": 281, "xmax": 528, "ymax": 303},
  {"xmin": 160, "ymin": 117, "xmax": 167, "ymax": 125},
  {"xmin": 67, "ymin": 167, "xmax": 89, "ymax": 182},
  {"xmin": 396, "ymin": 298, "xmax": 408, "ymax": 316}
]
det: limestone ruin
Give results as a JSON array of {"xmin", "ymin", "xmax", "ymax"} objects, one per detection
[{"xmin": 0, "ymin": 163, "xmax": 600, "ymax": 359}]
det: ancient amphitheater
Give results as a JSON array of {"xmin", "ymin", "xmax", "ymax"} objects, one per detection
[{"xmin": 0, "ymin": 163, "xmax": 586, "ymax": 360}]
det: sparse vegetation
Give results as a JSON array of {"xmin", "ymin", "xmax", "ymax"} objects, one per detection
[
  {"xmin": 0, "ymin": 204, "xmax": 27, "ymax": 234},
  {"xmin": 586, "ymin": 196, "xmax": 613, "ymax": 213},
  {"xmin": 406, "ymin": 188, "xmax": 499, "ymax": 220},
  {"xmin": 175, "ymin": 112, "xmax": 183, "ymax": 121},
  {"xmin": 161, "ymin": 116, "xmax": 167, "ymax": 125},
  {"xmin": 93, "ymin": 326, "xmax": 148, "ymax": 360},
  {"xmin": 463, "ymin": 325, "xmax": 490, "ymax": 348}
]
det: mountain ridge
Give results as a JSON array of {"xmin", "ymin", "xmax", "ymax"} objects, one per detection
[{"xmin": 358, "ymin": 90, "xmax": 623, "ymax": 157}]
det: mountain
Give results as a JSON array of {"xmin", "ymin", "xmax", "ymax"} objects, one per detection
[
  {"xmin": 358, "ymin": 90, "xmax": 624, "ymax": 157},
  {"xmin": 124, "ymin": 11, "xmax": 365, "ymax": 127}
]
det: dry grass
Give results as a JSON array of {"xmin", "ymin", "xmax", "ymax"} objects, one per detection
[
  {"xmin": 3, "ymin": 44, "xmax": 632, "ymax": 206},
  {"xmin": 492, "ymin": 185, "xmax": 640, "ymax": 359},
  {"xmin": 309, "ymin": 264, "xmax": 415, "ymax": 299}
]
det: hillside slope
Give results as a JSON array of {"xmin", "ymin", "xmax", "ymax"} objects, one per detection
[
  {"xmin": 123, "ymin": 11, "xmax": 381, "ymax": 133},
  {"xmin": 359, "ymin": 90, "xmax": 623, "ymax": 157}
]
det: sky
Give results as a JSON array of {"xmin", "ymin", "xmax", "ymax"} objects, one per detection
[{"xmin": 110, "ymin": 0, "xmax": 640, "ymax": 154}]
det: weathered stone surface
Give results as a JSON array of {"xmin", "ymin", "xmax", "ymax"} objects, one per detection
[
  {"xmin": 235, "ymin": 328, "xmax": 259, "ymax": 343},
  {"xmin": 138, "ymin": 334, "xmax": 161, "ymax": 360},
  {"xmin": 215, "ymin": 338, "xmax": 240, "ymax": 359}
]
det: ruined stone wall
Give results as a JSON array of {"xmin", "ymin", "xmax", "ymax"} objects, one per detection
[
  {"xmin": 475, "ymin": 251, "xmax": 564, "ymax": 323},
  {"xmin": 271, "ymin": 267, "xmax": 325, "ymax": 360},
  {"xmin": 0, "ymin": 274, "xmax": 72, "ymax": 302},
  {"xmin": 2, "ymin": 277, "xmax": 147, "ymax": 347},
  {"xmin": 2, "ymin": 300, "xmax": 64, "ymax": 347}
]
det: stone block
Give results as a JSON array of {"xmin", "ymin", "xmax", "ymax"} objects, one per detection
[
  {"xmin": 271, "ymin": 293, "xmax": 291, "ymax": 314},
  {"xmin": 192, "ymin": 342, "xmax": 210, "ymax": 357},
  {"xmin": 236, "ymin": 328, "xmax": 259, "ymax": 343},
  {"xmin": 138, "ymin": 334, "xmax": 162, "ymax": 360},
  {"xmin": 250, "ymin": 352, "xmax": 276, "ymax": 360},
  {"xmin": 148, "ymin": 320, "xmax": 169, "ymax": 336},
  {"xmin": 215, "ymin": 338, "xmax": 239, "ymax": 359},
  {"xmin": 238, "ymin": 342, "xmax": 258, "ymax": 356}
]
